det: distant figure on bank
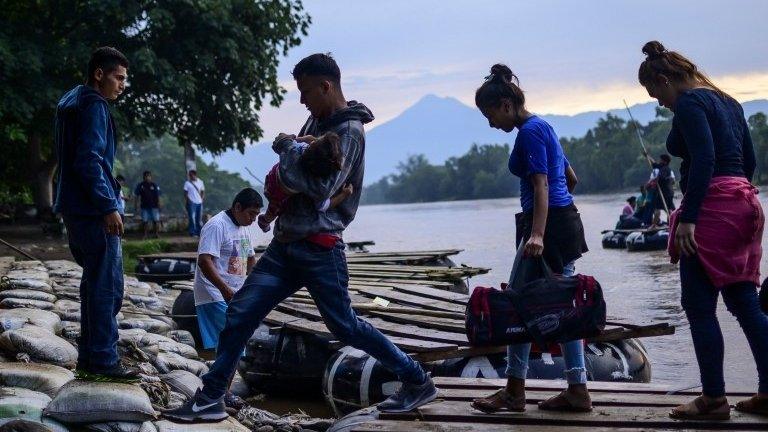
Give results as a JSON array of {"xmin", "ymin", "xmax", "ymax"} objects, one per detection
[
  {"xmin": 470, "ymin": 64, "xmax": 592, "ymax": 414},
  {"xmin": 184, "ymin": 169, "xmax": 205, "ymax": 237},
  {"xmin": 194, "ymin": 188, "xmax": 262, "ymax": 409},
  {"xmin": 115, "ymin": 175, "xmax": 128, "ymax": 218},
  {"xmin": 646, "ymin": 153, "xmax": 676, "ymax": 225},
  {"xmin": 52, "ymin": 46, "xmax": 139, "ymax": 380},
  {"xmin": 164, "ymin": 53, "xmax": 435, "ymax": 423},
  {"xmin": 257, "ymin": 132, "xmax": 354, "ymax": 234},
  {"xmin": 639, "ymin": 40, "xmax": 767, "ymax": 419},
  {"xmin": 134, "ymin": 171, "xmax": 162, "ymax": 239}
]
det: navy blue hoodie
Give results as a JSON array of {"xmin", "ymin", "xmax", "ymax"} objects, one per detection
[{"xmin": 53, "ymin": 85, "xmax": 120, "ymax": 216}]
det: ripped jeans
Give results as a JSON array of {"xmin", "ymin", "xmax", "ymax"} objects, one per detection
[{"xmin": 505, "ymin": 261, "xmax": 588, "ymax": 384}]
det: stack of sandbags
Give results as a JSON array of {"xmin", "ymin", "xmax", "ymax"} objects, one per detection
[{"xmin": 1, "ymin": 261, "xmax": 55, "ymax": 311}]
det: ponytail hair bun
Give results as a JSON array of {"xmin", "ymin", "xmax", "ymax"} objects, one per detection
[
  {"xmin": 489, "ymin": 64, "xmax": 519, "ymax": 86},
  {"xmin": 642, "ymin": 41, "xmax": 666, "ymax": 60}
]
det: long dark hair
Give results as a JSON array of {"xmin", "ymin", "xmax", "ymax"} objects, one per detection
[
  {"xmin": 638, "ymin": 41, "xmax": 730, "ymax": 99},
  {"xmin": 475, "ymin": 64, "xmax": 525, "ymax": 111}
]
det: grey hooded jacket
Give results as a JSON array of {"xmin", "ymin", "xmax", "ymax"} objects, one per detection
[{"xmin": 272, "ymin": 101, "xmax": 374, "ymax": 242}]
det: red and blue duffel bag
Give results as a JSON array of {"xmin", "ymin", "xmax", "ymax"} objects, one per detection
[{"xmin": 465, "ymin": 257, "xmax": 606, "ymax": 346}]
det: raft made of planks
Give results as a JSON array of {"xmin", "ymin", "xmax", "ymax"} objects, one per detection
[{"xmin": 349, "ymin": 377, "xmax": 766, "ymax": 431}]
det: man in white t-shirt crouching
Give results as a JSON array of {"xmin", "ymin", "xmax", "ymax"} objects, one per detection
[
  {"xmin": 193, "ymin": 187, "xmax": 262, "ymax": 409},
  {"xmin": 184, "ymin": 169, "xmax": 206, "ymax": 237}
]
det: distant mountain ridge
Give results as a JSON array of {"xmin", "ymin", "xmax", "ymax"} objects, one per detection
[{"xmin": 207, "ymin": 95, "xmax": 768, "ymax": 185}]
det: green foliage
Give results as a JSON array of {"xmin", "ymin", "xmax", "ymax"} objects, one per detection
[
  {"xmin": 116, "ymin": 135, "xmax": 254, "ymax": 215},
  {"xmin": 0, "ymin": 0, "xmax": 310, "ymax": 208},
  {"xmin": 121, "ymin": 238, "xmax": 171, "ymax": 273},
  {"xmin": 362, "ymin": 144, "xmax": 518, "ymax": 204},
  {"xmin": 364, "ymin": 109, "xmax": 768, "ymax": 204}
]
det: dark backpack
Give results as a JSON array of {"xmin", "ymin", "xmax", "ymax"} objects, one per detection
[{"xmin": 465, "ymin": 257, "xmax": 606, "ymax": 347}]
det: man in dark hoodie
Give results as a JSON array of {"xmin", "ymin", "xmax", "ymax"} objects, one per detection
[
  {"xmin": 164, "ymin": 53, "xmax": 436, "ymax": 423},
  {"xmin": 53, "ymin": 47, "xmax": 139, "ymax": 380}
]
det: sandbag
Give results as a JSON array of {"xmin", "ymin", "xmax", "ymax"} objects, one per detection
[
  {"xmin": 158, "ymin": 371, "xmax": 201, "ymax": 399},
  {"xmin": 152, "ymin": 353, "xmax": 208, "ymax": 377},
  {"xmin": 0, "ymin": 299, "xmax": 55, "ymax": 311},
  {"xmin": 0, "ymin": 309, "xmax": 61, "ymax": 334},
  {"xmin": 0, "ymin": 387, "xmax": 51, "ymax": 422},
  {"xmin": 0, "ymin": 363, "xmax": 74, "ymax": 397},
  {"xmin": 59, "ymin": 322, "xmax": 80, "ymax": 341},
  {"xmin": 43, "ymin": 381, "xmax": 156, "ymax": 424},
  {"xmin": 166, "ymin": 331, "xmax": 195, "ymax": 348},
  {"xmin": 0, "ymin": 290, "xmax": 57, "ymax": 303},
  {"xmin": 0, "ymin": 419, "xmax": 63, "ymax": 432},
  {"xmin": 0, "ymin": 326, "xmax": 77, "ymax": 368},
  {"xmin": 5, "ymin": 280, "xmax": 52, "ymax": 294},
  {"xmin": 119, "ymin": 331, "xmax": 198, "ymax": 359},
  {"xmin": 119, "ymin": 318, "xmax": 171, "ymax": 335},
  {"xmin": 87, "ymin": 421, "xmax": 158, "ymax": 432},
  {"xmin": 154, "ymin": 418, "xmax": 249, "ymax": 432}
]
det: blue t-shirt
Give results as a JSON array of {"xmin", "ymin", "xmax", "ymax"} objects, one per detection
[{"xmin": 508, "ymin": 116, "xmax": 573, "ymax": 213}]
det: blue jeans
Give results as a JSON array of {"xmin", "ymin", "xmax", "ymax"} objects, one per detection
[
  {"xmin": 680, "ymin": 255, "xmax": 768, "ymax": 396},
  {"xmin": 63, "ymin": 215, "xmax": 124, "ymax": 370},
  {"xmin": 505, "ymin": 261, "xmax": 588, "ymax": 384},
  {"xmin": 200, "ymin": 239, "xmax": 427, "ymax": 400},
  {"xmin": 187, "ymin": 202, "xmax": 202, "ymax": 236}
]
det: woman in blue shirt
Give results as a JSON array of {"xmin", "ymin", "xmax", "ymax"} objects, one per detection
[{"xmin": 471, "ymin": 64, "xmax": 591, "ymax": 413}]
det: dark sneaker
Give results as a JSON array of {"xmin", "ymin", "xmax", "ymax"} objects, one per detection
[
  {"xmin": 77, "ymin": 361, "xmax": 142, "ymax": 383},
  {"xmin": 377, "ymin": 375, "xmax": 438, "ymax": 413},
  {"xmin": 162, "ymin": 389, "xmax": 228, "ymax": 423}
]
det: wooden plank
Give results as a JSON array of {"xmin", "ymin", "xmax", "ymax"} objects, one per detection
[
  {"xmin": 352, "ymin": 277, "xmax": 457, "ymax": 288},
  {"xmin": 431, "ymin": 377, "xmax": 754, "ymax": 397},
  {"xmin": 436, "ymin": 388, "xmax": 701, "ymax": 407},
  {"xmin": 377, "ymin": 400, "xmax": 768, "ymax": 430},
  {"xmin": 277, "ymin": 302, "xmax": 469, "ymax": 345},
  {"xmin": 138, "ymin": 252, "xmax": 198, "ymax": 260},
  {"xmin": 350, "ymin": 282, "xmax": 469, "ymax": 304},
  {"xmin": 262, "ymin": 310, "xmax": 458, "ymax": 353},
  {"xmin": 350, "ymin": 420, "xmax": 708, "ymax": 432},
  {"xmin": 367, "ymin": 310, "xmax": 467, "ymax": 333},
  {"xmin": 353, "ymin": 285, "xmax": 465, "ymax": 313}
]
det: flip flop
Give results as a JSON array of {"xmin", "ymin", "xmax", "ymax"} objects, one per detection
[
  {"xmin": 735, "ymin": 396, "xmax": 768, "ymax": 417},
  {"xmin": 669, "ymin": 396, "xmax": 730, "ymax": 421},
  {"xmin": 471, "ymin": 389, "xmax": 526, "ymax": 413},
  {"xmin": 538, "ymin": 390, "xmax": 593, "ymax": 412}
]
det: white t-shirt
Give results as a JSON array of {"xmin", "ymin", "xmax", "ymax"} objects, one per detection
[
  {"xmin": 184, "ymin": 179, "xmax": 205, "ymax": 204},
  {"xmin": 193, "ymin": 211, "xmax": 256, "ymax": 306}
]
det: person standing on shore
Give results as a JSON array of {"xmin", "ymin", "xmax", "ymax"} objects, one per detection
[
  {"xmin": 638, "ymin": 40, "xmax": 768, "ymax": 420},
  {"xmin": 53, "ymin": 47, "xmax": 140, "ymax": 380},
  {"xmin": 470, "ymin": 64, "xmax": 592, "ymax": 414},
  {"xmin": 163, "ymin": 53, "xmax": 436, "ymax": 423},
  {"xmin": 134, "ymin": 171, "xmax": 162, "ymax": 239},
  {"xmin": 184, "ymin": 170, "xmax": 205, "ymax": 237}
]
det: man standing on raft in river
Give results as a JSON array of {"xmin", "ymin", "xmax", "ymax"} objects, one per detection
[{"xmin": 163, "ymin": 53, "xmax": 437, "ymax": 423}]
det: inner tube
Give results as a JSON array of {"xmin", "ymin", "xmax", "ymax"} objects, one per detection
[
  {"xmin": 601, "ymin": 232, "xmax": 627, "ymax": 249},
  {"xmin": 625, "ymin": 230, "xmax": 669, "ymax": 252},
  {"xmin": 171, "ymin": 289, "xmax": 202, "ymax": 347},
  {"xmin": 322, "ymin": 339, "xmax": 651, "ymax": 416},
  {"xmin": 135, "ymin": 259, "xmax": 195, "ymax": 282}
]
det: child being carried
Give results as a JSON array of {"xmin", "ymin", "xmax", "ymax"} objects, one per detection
[{"xmin": 258, "ymin": 132, "xmax": 353, "ymax": 235}]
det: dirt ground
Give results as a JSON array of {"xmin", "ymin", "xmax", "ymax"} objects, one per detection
[{"xmin": 0, "ymin": 222, "xmax": 198, "ymax": 262}]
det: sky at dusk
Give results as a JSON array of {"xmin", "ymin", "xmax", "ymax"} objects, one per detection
[{"xmin": 253, "ymin": 0, "xmax": 768, "ymax": 138}]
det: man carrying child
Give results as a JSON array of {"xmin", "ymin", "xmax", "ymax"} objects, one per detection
[{"xmin": 164, "ymin": 53, "xmax": 436, "ymax": 423}]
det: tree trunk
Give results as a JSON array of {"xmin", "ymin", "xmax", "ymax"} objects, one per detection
[{"xmin": 29, "ymin": 133, "xmax": 57, "ymax": 215}]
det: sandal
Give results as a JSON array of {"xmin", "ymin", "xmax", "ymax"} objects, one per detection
[
  {"xmin": 735, "ymin": 395, "xmax": 768, "ymax": 417},
  {"xmin": 669, "ymin": 396, "xmax": 730, "ymax": 421},
  {"xmin": 538, "ymin": 390, "xmax": 593, "ymax": 412},
  {"xmin": 471, "ymin": 389, "xmax": 526, "ymax": 413}
]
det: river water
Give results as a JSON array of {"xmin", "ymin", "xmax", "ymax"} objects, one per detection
[{"xmin": 344, "ymin": 193, "xmax": 767, "ymax": 391}]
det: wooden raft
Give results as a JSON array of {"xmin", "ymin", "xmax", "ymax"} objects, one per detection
[{"xmin": 351, "ymin": 377, "xmax": 766, "ymax": 431}]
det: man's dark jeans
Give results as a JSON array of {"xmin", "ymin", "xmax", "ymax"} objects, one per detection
[
  {"xmin": 680, "ymin": 255, "xmax": 768, "ymax": 397},
  {"xmin": 187, "ymin": 202, "xmax": 202, "ymax": 236},
  {"xmin": 63, "ymin": 215, "xmax": 124, "ymax": 370},
  {"xmin": 201, "ymin": 239, "xmax": 426, "ymax": 400}
]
